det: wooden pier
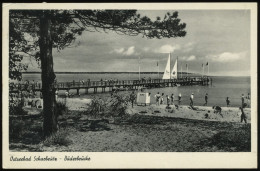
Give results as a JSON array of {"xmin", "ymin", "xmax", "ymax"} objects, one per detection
[{"xmin": 9, "ymin": 77, "xmax": 212, "ymax": 95}]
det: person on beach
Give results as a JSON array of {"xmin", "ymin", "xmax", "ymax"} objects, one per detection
[
  {"xmin": 239, "ymin": 107, "xmax": 247, "ymax": 123},
  {"xmin": 171, "ymin": 93, "xmax": 174, "ymax": 105},
  {"xmin": 178, "ymin": 93, "xmax": 182, "ymax": 105},
  {"xmin": 24, "ymin": 95, "xmax": 29, "ymax": 107},
  {"xmin": 204, "ymin": 93, "xmax": 208, "ymax": 106},
  {"xmin": 40, "ymin": 91, "xmax": 43, "ymax": 99},
  {"xmin": 166, "ymin": 95, "xmax": 170, "ymax": 106},
  {"xmin": 33, "ymin": 91, "xmax": 37, "ymax": 98},
  {"xmin": 155, "ymin": 92, "xmax": 160, "ymax": 106},
  {"xmin": 213, "ymin": 106, "xmax": 223, "ymax": 118},
  {"xmin": 160, "ymin": 93, "xmax": 164, "ymax": 104},
  {"xmin": 241, "ymin": 94, "xmax": 245, "ymax": 108},
  {"xmin": 65, "ymin": 90, "xmax": 69, "ymax": 99},
  {"xmin": 32, "ymin": 80, "xmax": 35, "ymax": 88},
  {"xmin": 29, "ymin": 89, "xmax": 33, "ymax": 98},
  {"xmin": 190, "ymin": 93, "xmax": 194, "ymax": 106},
  {"xmin": 226, "ymin": 97, "xmax": 230, "ymax": 107},
  {"xmin": 246, "ymin": 93, "xmax": 250, "ymax": 107},
  {"xmin": 130, "ymin": 91, "xmax": 136, "ymax": 108},
  {"xmin": 55, "ymin": 89, "xmax": 59, "ymax": 101}
]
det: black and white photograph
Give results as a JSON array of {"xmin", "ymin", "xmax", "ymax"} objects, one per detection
[{"xmin": 2, "ymin": 2, "xmax": 257, "ymax": 169}]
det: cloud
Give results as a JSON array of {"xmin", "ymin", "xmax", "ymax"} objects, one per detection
[
  {"xmin": 154, "ymin": 44, "xmax": 180, "ymax": 53},
  {"xmin": 183, "ymin": 55, "xmax": 196, "ymax": 61},
  {"xmin": 183, "ymin": 42, "xmax": 194, "ymax": 52},
  {"xmin": 206, "ymin": 52, "xmax": 245, "ymax": 62},
  {"xmin": 124, "ymin": 46, "xmax": 135, "ymax": 55},
  {"xmin": 111, "ymin": 46, "xmax": 136, "ymax": 56},
  {"xmin": 114, "ymin": 48, "xmax": 124, "ymax": 54},
  {"xmin": 143, "ymin": 47, "xmax": 150, "ymax": 52}
]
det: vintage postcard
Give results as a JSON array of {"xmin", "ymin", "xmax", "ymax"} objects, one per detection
[{"xmin": 2, "ymin": 3, "xmax": 257, "ymax": 169}]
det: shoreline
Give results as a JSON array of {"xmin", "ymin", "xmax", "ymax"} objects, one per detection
[{"xmin": 22, "ymin": 97, "xmax": 251, "ymax": 124}]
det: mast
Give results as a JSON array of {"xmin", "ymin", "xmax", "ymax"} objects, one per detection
[
  {"xmin": 169, "ymin": 52, "xmax": 171, "ymax": 79},
  {"xmin": 177, "ymin": 56, "xmax": 178, "ymax": 79}
]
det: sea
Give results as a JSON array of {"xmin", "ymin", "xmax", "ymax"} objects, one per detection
[{"xmin": 19, "ymin": 73, "xmax": 251, "ymax": 107}]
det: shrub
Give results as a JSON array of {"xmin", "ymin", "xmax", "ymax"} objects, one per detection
[
  {"xmin": 9, "ymin": 117, "xmax": 33, "ymax": 140},
  {"xmin": 86, "ymin": 97, "xmax": 103, "ymax": 117},
  {"xmin": 41, "ymin": 128, "xmax": 72, "ymax": 147},
  {"xmin": 55, "ymin": 100, "xmax": 68, "ymax": 116},
  {"xmin": 9, "ymin": 99, "xmax": 28, "ymax": 116},
  {"xmin": 105, "ymin": 93, "xmax": 130, "ymax": 117},
  {"xmin": 85, "ymin": 93, "xmax": 131, "ymax": 118},
  {"xmin": 9, "ymin": 118, "xmax": 25, "ymax": 139}
]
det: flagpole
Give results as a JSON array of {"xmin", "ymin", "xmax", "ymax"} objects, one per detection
[
  {"xmin": 202, "ymin": 64, "xmax": 204, "ymax": 77},
  {"xmin": 139, "ymin": 56, "xmax": 140, "ymax": 81},
  {"xmin": 186, "ymin": 64, "xmax": 188, "ymax": 78},
  {"xmin": 208, "ymin": 63, "xmax": 209, "ymax": 76},
  {"xmin": 157, "ymin": 58, "xmax": 159, "ymax": 79},
  {"xmin": 204, "ymin": 64, "xmax": 205, "ymax": 77},
  {"xmin": 181, "ymin": 64, "xmax": 182, "ymax": 78},
  {"xmin": 203, "ymin": 64, "xmax": 205, "ymax": 77}
]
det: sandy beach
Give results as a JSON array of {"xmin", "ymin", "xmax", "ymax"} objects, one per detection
[
  {"xmin": 12, "ymin": 97, "xmax": 251, "ymax": 152},
  {"xmin": 61, "ymin": 97, "xmax": 251, "ymax": 123}
]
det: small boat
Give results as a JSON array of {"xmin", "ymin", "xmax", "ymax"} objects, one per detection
[{"xmin": 162, "ymin": 53, "xmax": 178, "ymax": 80}]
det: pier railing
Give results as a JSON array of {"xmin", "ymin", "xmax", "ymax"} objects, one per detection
[{"xmin": 9, "ymin": 77, "xmax": 211, "ymax": 92}]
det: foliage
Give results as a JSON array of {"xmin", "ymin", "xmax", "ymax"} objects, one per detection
[
  {"xmin": 9, "ymin": 97, "xmax": 28, "ymax": 116},
  {"xmin": 86, "ymin": 93, "xmax": 131, "ymax": 118},
  {"xmin": 41, "ymin": 128, "xmax": 72, "ymax": 147},
  {"xmin": 9, "ymin": 118, "xmax": 26, "ymax": 139},
  {"xmin": 106, "ymin": 93, "xmax": 130, "ymax": 117},
  {"xmin": 55, "ymin": 100, "xmax": 68, "ymax": 116},
  {"xmin": 9, "ymin": 117, "xmax": 33, "ymax": 140},
  {"xmin": 86, "ymin": 97, "xmax": 103, "ymax": 117},
  {"xmin": 9, "ymin": 19, "xmax": 29, "ymax": 81}
]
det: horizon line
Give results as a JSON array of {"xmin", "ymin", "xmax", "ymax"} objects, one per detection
[{"xmin": 22, "ymin": 71, "xmax": 250, "ymax": 77}]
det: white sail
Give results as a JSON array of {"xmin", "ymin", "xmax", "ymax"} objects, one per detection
[
  {"xmin": 162, "ymin": 54, "xmax": 171, "ymax": 79},
  {"xmin": 171, "ymin": 59, "xmax": 178, "ymax": 79}
]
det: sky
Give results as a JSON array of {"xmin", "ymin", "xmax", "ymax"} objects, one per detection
[{"xmin": 25, "ymin": 10, "xmax": 250, "ymax": 76}]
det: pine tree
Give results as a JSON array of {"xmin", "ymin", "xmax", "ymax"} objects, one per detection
[{"xmin": 9, "ymin": 10, "xmax": 186, "ymax": 137}]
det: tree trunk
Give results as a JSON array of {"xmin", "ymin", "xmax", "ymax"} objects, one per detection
[{"xmin": 39, "ymin": 11, "xmax": 57, "ymax": 137}]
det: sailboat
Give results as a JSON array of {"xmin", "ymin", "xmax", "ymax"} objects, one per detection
[
  {"xmin": 162, "ymin": 53, "xmax": 178, "ymax": 80},
  {"xmin": 171, "ymin": 58, "xmax": 178, "ymax": 79},
  {"xmin": 162, "ymin": 54, "xmax": 171, "ymax": 79}
]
